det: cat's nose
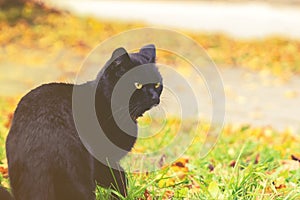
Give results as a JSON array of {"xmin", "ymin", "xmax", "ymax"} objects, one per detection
[{"xmin": 151, "ymin": 92, "xmax": 159, "ymax": 104}]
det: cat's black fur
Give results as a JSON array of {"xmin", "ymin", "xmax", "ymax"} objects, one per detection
[
  {"xmin": 0, "ymin": 186, "xmax": 14, "ymax": 200},
  {"xmin": 5, "ymin": 44, "xmax": 162, "ymax": 200}
]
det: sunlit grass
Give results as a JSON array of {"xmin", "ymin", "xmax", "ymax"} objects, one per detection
[
  {"xmin": 0, "ymin": 96, "xmax": 299, "ymax": 199},
  {"xmin": 114, "ymin": 119, "xmax": 300, "ymax": 199}
]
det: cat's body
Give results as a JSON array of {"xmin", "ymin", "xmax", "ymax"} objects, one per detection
[
  {"xmin": 5, "ymin": 45, "xmax": 162, "ymax": 200},
  {"xmin": 0, "ymin": 186, "xmax": 14, "ymax": 200}
]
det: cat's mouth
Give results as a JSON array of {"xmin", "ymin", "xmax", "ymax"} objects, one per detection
[
  {"xmin": 152, "ymin": 103, "xmax": 159, "ymax": 108},
  {"xmin": 130, "ymin": 102, "xmax": 159, "ymax": 121}
]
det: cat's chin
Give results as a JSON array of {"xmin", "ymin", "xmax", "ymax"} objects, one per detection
[
  {"xmin": 131, "ymin": 113, "xmax": 144, "ymax": 122},
  {"xmin": 139, "ymin": 104, "xmax": 159, "ymax": 117},
  {"xmin": 151, "ymin": 103, "xmax": 159, "ymax": 108},
  {"xmin": 130, "ymin": 110, "xmax": 146, "ymax": 122},
  {"xmin": 130, "ymin": 102, "xmax": 159, "ymax": 122}
]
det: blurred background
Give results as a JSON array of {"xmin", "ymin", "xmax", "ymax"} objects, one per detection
[{"xmin": 0, "ymin": 0, "xmax": 299, "ymax": 132}]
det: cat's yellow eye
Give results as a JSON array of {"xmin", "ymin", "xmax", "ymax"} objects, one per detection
[
  {"xmin": 134, "ymin": 82, "xmax": 143, "ymax": 89},
  {"xmin": 155, "ymin": 82, "xmax": 161, "ymax": 88}
]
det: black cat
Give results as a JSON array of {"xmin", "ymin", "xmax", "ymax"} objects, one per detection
[{"xmin": 5, "ymin": 44, "xmax": 163, "ymax": 200}]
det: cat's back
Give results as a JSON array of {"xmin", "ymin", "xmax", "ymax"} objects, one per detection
[
  {"xmin": 6, "ymin": 83, "xmax": 78, "ymax": 157},
  {"xmin": 11, "ymin": 82, "xmax": 74, "ymax": 129},
  {"xmin": 16, "ymin": 82, "xmax": 73, "ymax": 114},
  {"xmin": 6, "ymin": 82, "xmax": 95, "ymax": 200}
]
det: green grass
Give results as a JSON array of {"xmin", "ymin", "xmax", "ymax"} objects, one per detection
[
  {"xmin": 112, "ymin": 122, "xmax": 300, "ymax": 200},
  {"xmin": 0, "ymin": 97, "xmax": 299, "ymax": 199}
]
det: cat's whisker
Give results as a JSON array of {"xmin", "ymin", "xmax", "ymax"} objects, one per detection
[
  {"xmin": 114, "ymin": 106, "xmax": 140, "ymax": 133},
  {"xmin": 160, "ymin": 97, "xmax": 172, "ymax": 104},
  {"xmin": 159, "ymin": 101, "xmax": 167, "ymax": 109},
  {"xmin": 129, "ymin": 105, "xmax": 139, "ymax": 119},
  {"xmin": 115, "ymin": 105, "xmax": 138, "ymax": 128},
  {"xmin": 107, "ymin": 106, "xmax": 130, "ymax": 121},
  {"xmin": 111, "ymin": 107, "xmax": 132, "ymax": 129}
]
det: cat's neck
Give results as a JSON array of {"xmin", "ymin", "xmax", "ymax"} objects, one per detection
[{"xmin": 80, "ymin": 80, "xmax": 138, "ymax": 152}]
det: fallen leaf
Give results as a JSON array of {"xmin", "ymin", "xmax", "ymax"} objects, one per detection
[
  {"xmin": 171, "ymin": 157, "xmax": 189, "ymax": 168},
  {"xmin": 144, "ymin": 189, "xmax": 152, "ymax": 200},
  {"xmin": 291, "ymin": 154, "xmax": 300, "ymax": 162},
  {"xmin": 158, "ymin": 154, "xmax": 166, "ymax": 168},
  {"xmin": 188, "ymin": 175, "xmax": 201, "ymax": 189},
  {"xmin": 4, "ymin": 112, "xmax": 13, "ymax": 129},
  {"xmin": 229, "ymin": 160, "xmax": 236, "ymax": 168},
  {"xmin": 254, "ymin": 154, "xmax": 260, "ymax": 164},
  {"xmin": 208, "ymin": 181, "xmax": 220, "ymax": 199},
  {"xmin": 273, "ymin": 176, "xmax": 286, "ymax": 189},
  {"xmin": 0, "ymin": 167, "xmax": 8, "ymax": 178},
  {"xmin": 208, "ymin": 163, "xmax": 214, "ymax": 172},
  {"xmin": 163, "ymin": 190, "xmax": 174, "ymax": 199}
]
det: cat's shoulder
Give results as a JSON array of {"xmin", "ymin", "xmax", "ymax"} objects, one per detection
[
  {"xmin": 22, "ymin": 82, "xmax": 73, "ymax": 100},
  {"xmin": 16, "ymin": 82, "xmax": 74, "ymax": 111},
  {"xmin": 29, "ymin": 82, "xmax": 73, "ymax": 96}
]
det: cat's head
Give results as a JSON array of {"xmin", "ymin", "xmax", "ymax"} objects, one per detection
[{"xmin": 97, "ymin": 44, "xmax": 163, "ymax": 120}]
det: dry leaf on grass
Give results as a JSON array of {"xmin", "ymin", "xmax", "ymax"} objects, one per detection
[
  {"xmin": 291, "ymin": 154, "xmax": 300, "ymax": 162},
  {"xmin": 0, "ymin": 167, "xmax": 8, "ymax": 178},
  {"xmin": 163, "ymin": 190, "xmax": 174, "ymax": 199}
]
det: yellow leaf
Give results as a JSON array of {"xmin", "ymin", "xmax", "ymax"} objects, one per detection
[
  {"xmin": 273, "ymin": 176, "xmax": 286, "ymax": 189},
  {"xmin": 208, "ymin": 181, "xmax": 220, "ymax": 199}
]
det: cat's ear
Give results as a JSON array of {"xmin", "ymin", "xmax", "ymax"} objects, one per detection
[
  {"xmin": 109, "ymin": 47, "xmax": 132, "ymax": 76},
  {"xmin": 139, "ymin": 44, "xmax": 156, "ymax": 63},
  {"xmin": 111, "ymin": 47, "xmax": 131, "ymax": 65}
]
